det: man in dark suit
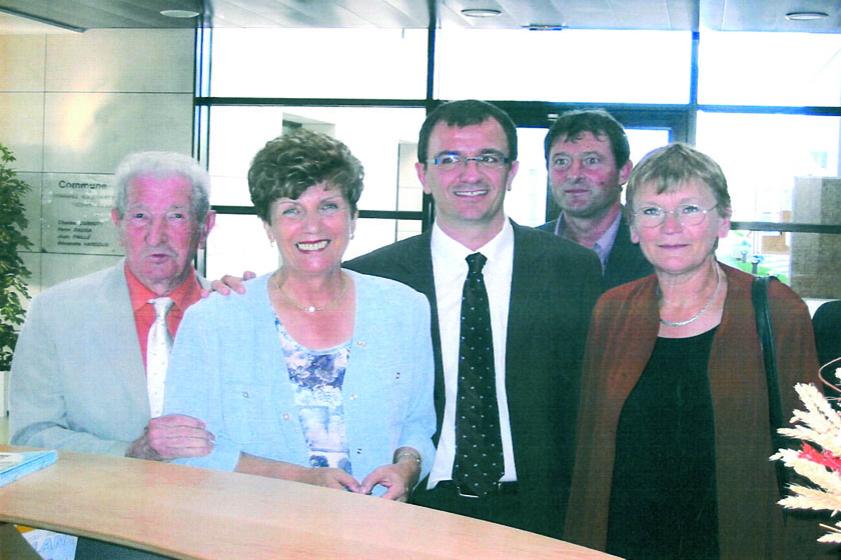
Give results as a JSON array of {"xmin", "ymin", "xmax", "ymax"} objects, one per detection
[
  {"xmin": 538, "ymin": 109, "xmax": 652, "ymax": 289},
  {"xmin": 344, "ymin": 100, "xmax": 601, "ymax": 538}
]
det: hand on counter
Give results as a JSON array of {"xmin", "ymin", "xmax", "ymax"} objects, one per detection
[
  {"xmin": 360, "ymin": 448, "xmax": 421, "ymax": 502},
  {"xmin": 300, "ymin": 466, "xmax": 363, "ymax": 493},
  {"xmin": 236, "ymin": 452, "xmax": 362, "ymax": 493},
  {"xmin": 126, "ymin": 414, "xmax": 215, "ymax": 460}
]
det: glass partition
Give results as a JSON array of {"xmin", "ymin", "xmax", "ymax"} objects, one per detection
[
  {"xmin": 205, "ymin": 214, "xmax": 278, "ymax": 282},
  {"xmin": 346, "ymin": 218, "xmax": 422, "ymax": 260},
  {"xmin": 718, "ymin": 228, "xmax": 841, "ymax": 301},
  {"xmin": 436, "ymin": 29, "xmax": 691, "ymax": 104},
  {"xmin": 699, "ymin": 31, "xmax": 841, "ymax": 106},
  {"xmin": 696, "ymin": 112, "xmax": 841, "ymax": 223},
  {"xmin": 210, "ymin": 28, "xmax": 428, "ymax": 99},
  {"xmin": 207, "ymin": 105, "xmax": 426, "ymax": 209}
]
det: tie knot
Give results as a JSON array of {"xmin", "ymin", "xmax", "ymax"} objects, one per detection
[
  {"xmin": 466, "ymin": 252, "xmax": 487, "ymax": 275},
  {"xmin": 150, "ymin": 297, "xmax": 174, "ymax": 319}
]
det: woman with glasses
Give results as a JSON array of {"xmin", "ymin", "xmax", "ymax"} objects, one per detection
[
  {"xmin": 162, "ymin": 129, "xmax": 435, "ymax": 501},
  {"xmin": 564, "ymin": 143, "xmax": 823, "ymax": 559}
]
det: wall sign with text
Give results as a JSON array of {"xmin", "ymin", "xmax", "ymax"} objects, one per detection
[{"xmin": 42, "ymin": 174, "xmax": 121, "ymax": 255}]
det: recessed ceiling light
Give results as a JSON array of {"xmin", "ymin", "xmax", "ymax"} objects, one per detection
[
  {"xmin": 785, "ymin": 11, "xmax": 829, "ymax": 21},
  {"xmin": 160, "ymin": 9, "xmax": 200, "ymax": 18},
  {"xmin": 461, "ymin": 8, "xmax": 502, "ymax": 18},
  {"xmin": 525, "ymin": 23, "xmax": 566, "ymax": 31}
]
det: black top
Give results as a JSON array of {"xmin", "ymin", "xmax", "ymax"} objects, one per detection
[
  {"xmin": 812, "ymin": 300, "xmax": 841, "ymax": 370},
  {"xmin": 607, "ymin": 328, "xmax": 720, "ymax": 560}
]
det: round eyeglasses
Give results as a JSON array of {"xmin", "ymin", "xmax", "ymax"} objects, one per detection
[
  {"xmin": 633, "ymin": 204, "xmax": 719, "ymax": 228},
  {"xmin": 429, "ymin": 152, "xmax": 510, "ymax": 171}
]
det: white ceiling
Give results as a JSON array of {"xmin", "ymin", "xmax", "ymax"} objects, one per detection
[
  {"xmin": 0, "ymin": 11, "xmax": 75, "ymax": 33},
  {"xmin": 0, "ymin": 0, "xmax": 838, "ymax": 33}
]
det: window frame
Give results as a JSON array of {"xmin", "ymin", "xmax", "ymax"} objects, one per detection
[{"xmin": 192, "ymin": 25, "xmax": 841, "ymax": 280}]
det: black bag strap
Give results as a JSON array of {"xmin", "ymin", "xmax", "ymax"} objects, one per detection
[{"xmin": 751, "ymin": 275, "xmax": 788, "ymax": 500}]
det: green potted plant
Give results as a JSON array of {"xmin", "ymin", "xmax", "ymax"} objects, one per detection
[{"xmin": 0, "ymin": 142, "xmax": 33, "ymax": 373}]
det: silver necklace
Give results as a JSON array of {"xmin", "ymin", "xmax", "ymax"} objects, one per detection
[
  {"xmin": 659, "ymin": 264, "xmax": 722, "ymax": 328},
  {"xmin": 273, "ymin": 270, "xmax": 348, "ymax": 313}
]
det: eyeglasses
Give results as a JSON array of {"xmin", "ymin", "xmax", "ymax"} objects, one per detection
[
  {"xmin": 429, "ymin": 152, "xmax": 510, "ymax": 171},
  {"xmin": 633, "ymin": 204, "xmax": 719, "ymax": 228}
]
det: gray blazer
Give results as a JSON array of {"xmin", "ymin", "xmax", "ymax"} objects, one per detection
[{"xmin": 9, "ymin": 260, "xmax": 204, "ymax": 455}]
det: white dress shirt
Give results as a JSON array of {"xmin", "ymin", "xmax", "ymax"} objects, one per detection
[{"xmin": 427, "ymin": 220, "xmax": 517, "ymax": 488}]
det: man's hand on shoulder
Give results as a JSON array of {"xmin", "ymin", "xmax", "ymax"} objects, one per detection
[
  {"xmin": 126, "ymin": 414, "xmax": 215, "ymax": 460},
  {"xmin": 201, "ymin": 270, "xmax": 256, "ymax": 298}
]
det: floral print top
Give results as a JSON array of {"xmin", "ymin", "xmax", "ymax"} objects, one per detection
[{"xmin": 276, "ymin": 318, "xmax": 353, "ymax": 474}]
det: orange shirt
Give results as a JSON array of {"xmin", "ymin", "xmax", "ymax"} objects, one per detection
[{"xmin": 125, "ymin": 265, "xmax": 203, "ymax": 370}]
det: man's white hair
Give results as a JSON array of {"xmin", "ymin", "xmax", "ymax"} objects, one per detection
[{"xmin": 113, "ymin": 151, "xmax": 211, "ymax": 220}]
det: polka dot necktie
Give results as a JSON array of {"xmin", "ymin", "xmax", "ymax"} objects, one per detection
[
  {"xmin": 146, "ymin": 297, "xmax": 173, "ymax": 418},
  {"xmin": 452, "ymin": 252, "xmax": 504, "ymax": 496}
]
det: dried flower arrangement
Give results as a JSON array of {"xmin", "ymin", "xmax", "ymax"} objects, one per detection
[{"xmin": 771, "ymin": 360, "xmax": 841, "ymax": 543}]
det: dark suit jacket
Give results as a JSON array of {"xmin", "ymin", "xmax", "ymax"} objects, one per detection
[
  {"xmin": 812, "ymin": 300, "xmax": 841, "ymax": 368},
  {"xmin": 538, "ymin": 212, "xmax": 653, "ymax": 290},
  {"xmin": 344, "ymin": 221, "xmax": 602, "ymax": 538}
]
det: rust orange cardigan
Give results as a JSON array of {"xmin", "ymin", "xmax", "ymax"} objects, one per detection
[{"xmin": 565, "ymin": 264, "xmax": 827, "ymax": 559}]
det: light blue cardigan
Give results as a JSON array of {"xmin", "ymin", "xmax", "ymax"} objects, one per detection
[{"xmin": 163, "ymin": 270, "xmax": 436, "ymax": 493}]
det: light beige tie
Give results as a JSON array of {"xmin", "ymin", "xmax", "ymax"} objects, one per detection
[{"xmin": 146, "ymin": 297, "xmax": 173, "ymax": 418}]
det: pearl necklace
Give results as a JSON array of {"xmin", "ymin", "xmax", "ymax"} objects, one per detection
[
  {"xmin": 273, "ymin": 270, "xmax": 348, "ymax": 313},
  {"xmin": 659, "ymin": 264, "xmax": 722, "ymax": 328}
]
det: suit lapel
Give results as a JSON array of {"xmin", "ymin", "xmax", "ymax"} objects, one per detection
[
  {"xmin": 605, "ymin": 216, "xmax": 634, "ymax": 271},
  {"xmin": 506, "ymin": 222, "xmax": 534, "ymax": 358},
  {"xmin": 396, "ymin": 232, "xmax": 436, "ymax": 300},
  {"xmin": 603, "ymin": 214, "xmax": 652, "ymax": 289},
  {"xmin": 97, "ymin": 262, "xmax": 151, "ymax": 415}
]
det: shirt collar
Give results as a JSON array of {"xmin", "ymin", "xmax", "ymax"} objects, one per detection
[
  {"xmin": 593, "ymin": 211, "xmax": 622, "ymax": 259},
  {"xmin": 431, "ymin": 218, "xmax": 514, "ymax": 266},
  {"xmin": 125, "ymin": 263, "xmax": 201, "ymax": 313},
  {"xmin": 555, "ymin": 211, "xmax": 622, "ymax": 272}
]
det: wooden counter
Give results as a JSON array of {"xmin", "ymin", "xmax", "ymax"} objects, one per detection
[{"xmin": 0, "ymin": 448, "xmax": 616, "ymax": 559}]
